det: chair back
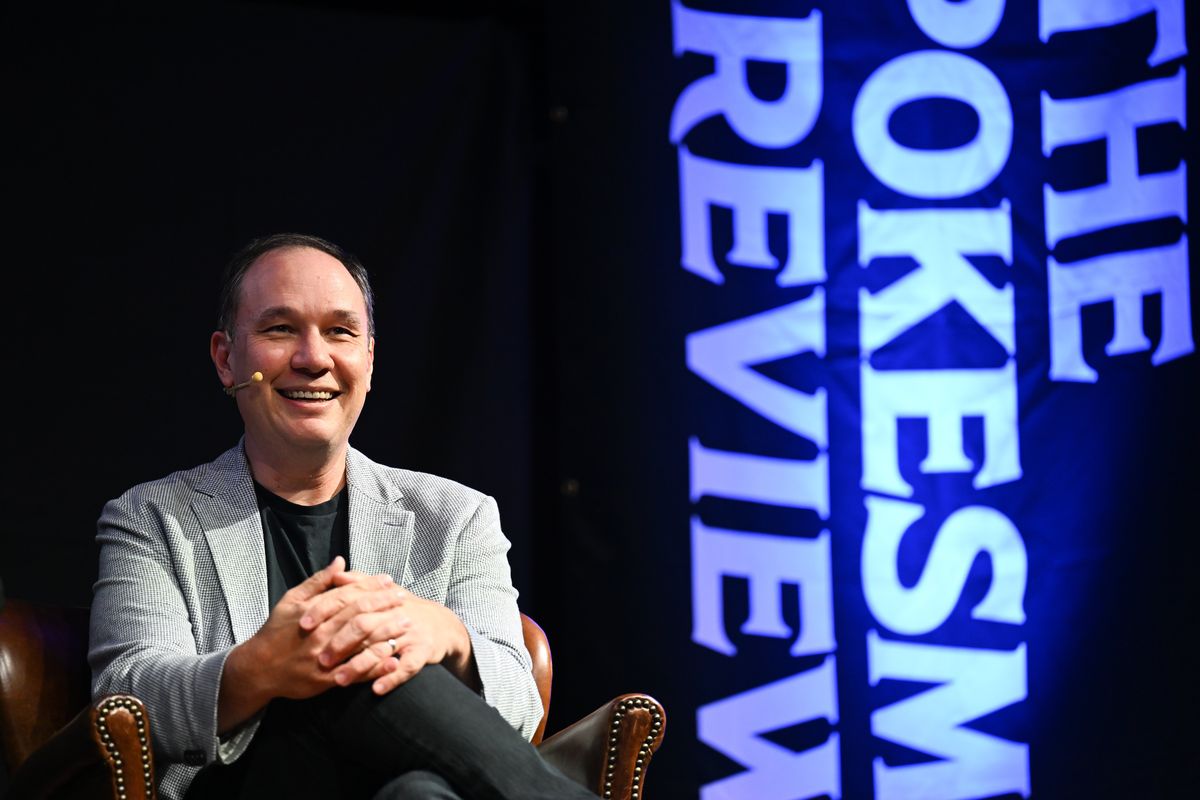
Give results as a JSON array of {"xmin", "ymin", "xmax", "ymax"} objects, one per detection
[
  {"xmin": 0, "ymin": 600, "xmax": 92, "ymax": 771},
  {"xmin": 520, "ymin": 613, "xmax": 553, "ymax": 744}
]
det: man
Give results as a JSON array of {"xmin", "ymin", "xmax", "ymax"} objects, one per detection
[{"xmin": 89, "ymin": 234, "xmax": 594, "ymax": 799}]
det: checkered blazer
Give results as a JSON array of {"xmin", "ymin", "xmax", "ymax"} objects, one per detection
[{"xmin": 88, "ymin": 442, "xmax": 540, "ymax": 800}]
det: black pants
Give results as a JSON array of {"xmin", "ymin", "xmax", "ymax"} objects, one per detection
[{"xmin": 186, "ymin": 665, "xmax": 595, "ymax": 800}]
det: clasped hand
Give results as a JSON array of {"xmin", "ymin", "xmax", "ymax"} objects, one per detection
[{"xmin": 250, "ymin": 556, "xmax": 470, "ymax": 700}]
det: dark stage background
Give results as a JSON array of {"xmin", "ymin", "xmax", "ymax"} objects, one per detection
[{"xmin": 4, "ymin": 1, "xmax": 1197, "ymax": 798}]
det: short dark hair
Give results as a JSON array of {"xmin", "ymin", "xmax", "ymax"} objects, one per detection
[{"xmin": 216, "ymin": 233, "xmax": 376, "ymax": 337}]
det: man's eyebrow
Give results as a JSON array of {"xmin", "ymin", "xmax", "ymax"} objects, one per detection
[
  {"xmin": 253, "ymin": 306, "xmax": 296, "ymax": 322},
  {"xmin": 328, "ymin": 309, "xmax": 364, "ymax": 327},
  {"xmin": 252, "ymin": 307, "xmax": 364, "ymax": 327}
]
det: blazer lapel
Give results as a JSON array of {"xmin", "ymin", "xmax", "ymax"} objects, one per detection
[
  {"xmin": 186, "ymin": 444, "xmax": 414, "ymax": 644},
  {"xmin": 192, "ymin": 444, "xmax": 270, "ymax": 644},
  {"xmin": 346, "ymin": 447, "xmax": 414, "ymax": 585}
]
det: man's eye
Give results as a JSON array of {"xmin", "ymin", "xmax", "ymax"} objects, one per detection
[
  {"xmin": 329, "ymin": 327, "xmax": 357, "ymax": 337},
  {"xmin": 263, "ymin": 325, "xmax": 293, "ymax": 334}
]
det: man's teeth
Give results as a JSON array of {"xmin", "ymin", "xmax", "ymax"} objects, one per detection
[{"xmin": 282, "ymin": 390, "xmax": 335, "ymax": 400}]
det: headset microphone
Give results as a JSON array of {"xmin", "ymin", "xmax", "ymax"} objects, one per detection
[{"xmin": 224, "ymin": 371, "xmax": 264, "ymax": 397}]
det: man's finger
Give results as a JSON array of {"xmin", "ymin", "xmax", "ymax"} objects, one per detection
[
  {"xmin": 299, "ymin": 575, "xmax": 396, "ymax": 631},
  {"xmin": 333, "ymin": 639, "xmax": 398, "ymax": 685},
  {"xmin": 366, "ymin": 656, "xmax": 400, "ymax": 681},
  {"xmin": 303, "ymin": 582, "xmax": 405, "ymax": 635},
  {"xmin": 330, "ymin": 569, "xmax": 394, "ymax": 587},
  {"xmin": 286, "ymin": 556, "xmax": 346, "ymax": 605},
  {"xmin": 319, "ymin": 611, "xmax": 412, "ymax": 667},
  {"xmin": 372, "ymin": 655, "xmax": 423, "ymax": 695}
]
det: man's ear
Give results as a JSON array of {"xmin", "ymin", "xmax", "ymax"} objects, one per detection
[
  {"xmin": 211, "ymin": 330, "xmax": 235, "ymax": 388},
  {"xmin": 365, "ymin": 336, "xmax": 375, "ymax": 392}
]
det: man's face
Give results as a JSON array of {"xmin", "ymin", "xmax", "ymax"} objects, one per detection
[{"xmin": 211, "ymin": 246, "xmax": 374, "ymax": 458}]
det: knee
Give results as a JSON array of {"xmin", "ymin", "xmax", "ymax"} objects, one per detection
[{"xmin": 373, "ymin": 769, "xmax": 461, "ymax": 800}]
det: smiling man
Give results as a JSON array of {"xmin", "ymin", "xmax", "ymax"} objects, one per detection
[{"xmin": 88, "ymin": 233, "xmax": 595, "ymax": 800}]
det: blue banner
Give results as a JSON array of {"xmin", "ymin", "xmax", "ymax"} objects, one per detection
[{"xmin": 670, "ymin": 1, "xmax": 1192, "ymax": 797}]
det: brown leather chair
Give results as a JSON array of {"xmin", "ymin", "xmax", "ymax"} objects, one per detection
[{"xmin": 0, "ymin": 600, "xmax": 664, "ymax": 800}]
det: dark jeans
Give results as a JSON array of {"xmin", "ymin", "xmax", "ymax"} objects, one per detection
[{"xmin": 186, "ymin": 665, "xmax": 595, "ymax": 800}]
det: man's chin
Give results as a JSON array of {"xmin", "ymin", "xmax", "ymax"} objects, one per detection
[{"xmin": 250, "ymin": 426, "xmax": 348, "ymax": 456}]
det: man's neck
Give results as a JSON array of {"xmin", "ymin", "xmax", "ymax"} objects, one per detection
[{"xmin": 243, "ymin": 438, "xmax": 349, "ymax": 505}]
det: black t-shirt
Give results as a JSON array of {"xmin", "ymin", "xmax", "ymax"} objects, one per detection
[{"xmin": 254, "ymin": 482, "xmax": 350, "ymax": 606}]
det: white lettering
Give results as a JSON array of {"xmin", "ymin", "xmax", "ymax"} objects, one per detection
[
  {"xmin": 670, "ymin": 2, "xmax": 823, "ymax": 147},
  {"xmin": 688, "ymin": 293, "xmax": 827, "ymax": 446},
  {"xmin": 699, "ymin": 660, "xmax": 841, "ymax": 800},
  {"xmin": 853, "ymin": 50, "xmax": 1013, "ymax": 199},
  {"xmin": 862, "ymin": 496, "xmax": 1027, "ymax": 635},
  {"xmin": 1049, "ymin": 238, "xmax": 1193, "ymax": 381},
  {"xmin": 692, "ymin": 518, "xmax": 834, "ymax": 657},
  {"xmin": 908, "ymin": 0, "xmax": 1005, "ymax": 49},
  {"xmin": 869, "ymin": 632, "xmax": 1030, "ymax": 800},
  {"xmin": 680, "ymin": 149, "xmax": 826, "ymax": 286},
  {"xmin": 1042, "ymin": 71, "xmax": 1187, "ymax": 248},
  {"xmin": 1040, "ymin": 0, "xmax": 1185, "ymax": 67},
  {"xmin": 690, "ymin": 437, "xmax": 829, "ymax": 518},
  {"xmin": 861, "ymin": 362, "xmax": 1021, "ymax": 498},
  {"xmin": 859, "ymin": 200, "xmax": 1014, "ymax": 355}
]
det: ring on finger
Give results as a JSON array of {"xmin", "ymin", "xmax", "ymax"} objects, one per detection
[{"xmin": 387, "ymin": 637, "xmax": 399, "ymax": 655}]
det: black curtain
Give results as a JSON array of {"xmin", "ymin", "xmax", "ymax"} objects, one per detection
[{"xmin": 5, "ymin": 1, "xmax": 542, "ymax": 607}]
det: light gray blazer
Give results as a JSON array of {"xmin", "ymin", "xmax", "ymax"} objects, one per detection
[{"xmin": 89, "ymin": 442, "xmax": 540, "ymax": 800}]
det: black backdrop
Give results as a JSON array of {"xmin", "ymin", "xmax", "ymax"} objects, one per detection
[
  {"xmin": 5, "ymin": 0, "xmax": 556, "ymax": 784},
  {"xmin": 5, "ymin": 0, "xmax": 694, "ymax": 791},
  {"xmin": 6, "ymin": 0, "xmax": 542, "ymax": 601},
  {"xmin": 4, "ymin": 2, "xmax": 1197, "ymax": 798}
]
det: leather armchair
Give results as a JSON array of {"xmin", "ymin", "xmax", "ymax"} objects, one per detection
[{"xmin": 0, "ymin": 600, "xmax": 664, "ymax": 800}]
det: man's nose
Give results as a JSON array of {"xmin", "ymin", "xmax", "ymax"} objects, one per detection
[{"xmin": 291, "ymin": 329, "xmax": 334, "ymax": 373}]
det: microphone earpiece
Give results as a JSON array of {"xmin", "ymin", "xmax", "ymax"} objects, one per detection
[{"xmin": 224, "ymin": 371, "xmax": 264, "ymax": 397}]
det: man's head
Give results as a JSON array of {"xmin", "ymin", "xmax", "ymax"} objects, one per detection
[
  {"xmin": 210, "ymin": 235, "xmax": 376, "ymax": 463},
  {"xmin": 217, "ymin": 233, "xmax": 375, "ymax": 339}
]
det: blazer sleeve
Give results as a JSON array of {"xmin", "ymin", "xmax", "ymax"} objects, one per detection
[
  {"xmin": 88, "ymin": 488, "xmax": 252, "ymax": 765},
  {"xmin": 445, "ymin": 495, "xmax": 544, "ymax": 740}
]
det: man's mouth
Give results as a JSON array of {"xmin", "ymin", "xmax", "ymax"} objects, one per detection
[{"xmin": 278, "ymin": 389, "xmax": 340, "ymax": 401}]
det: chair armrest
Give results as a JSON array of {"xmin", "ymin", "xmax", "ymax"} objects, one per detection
[
  {"xmin": 7, "ymin": 695, "xmax": 157, "ymax": 800},
  {"xmin": 536, "ymin": 694, "xmax": 665, "ymax": 800}
]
